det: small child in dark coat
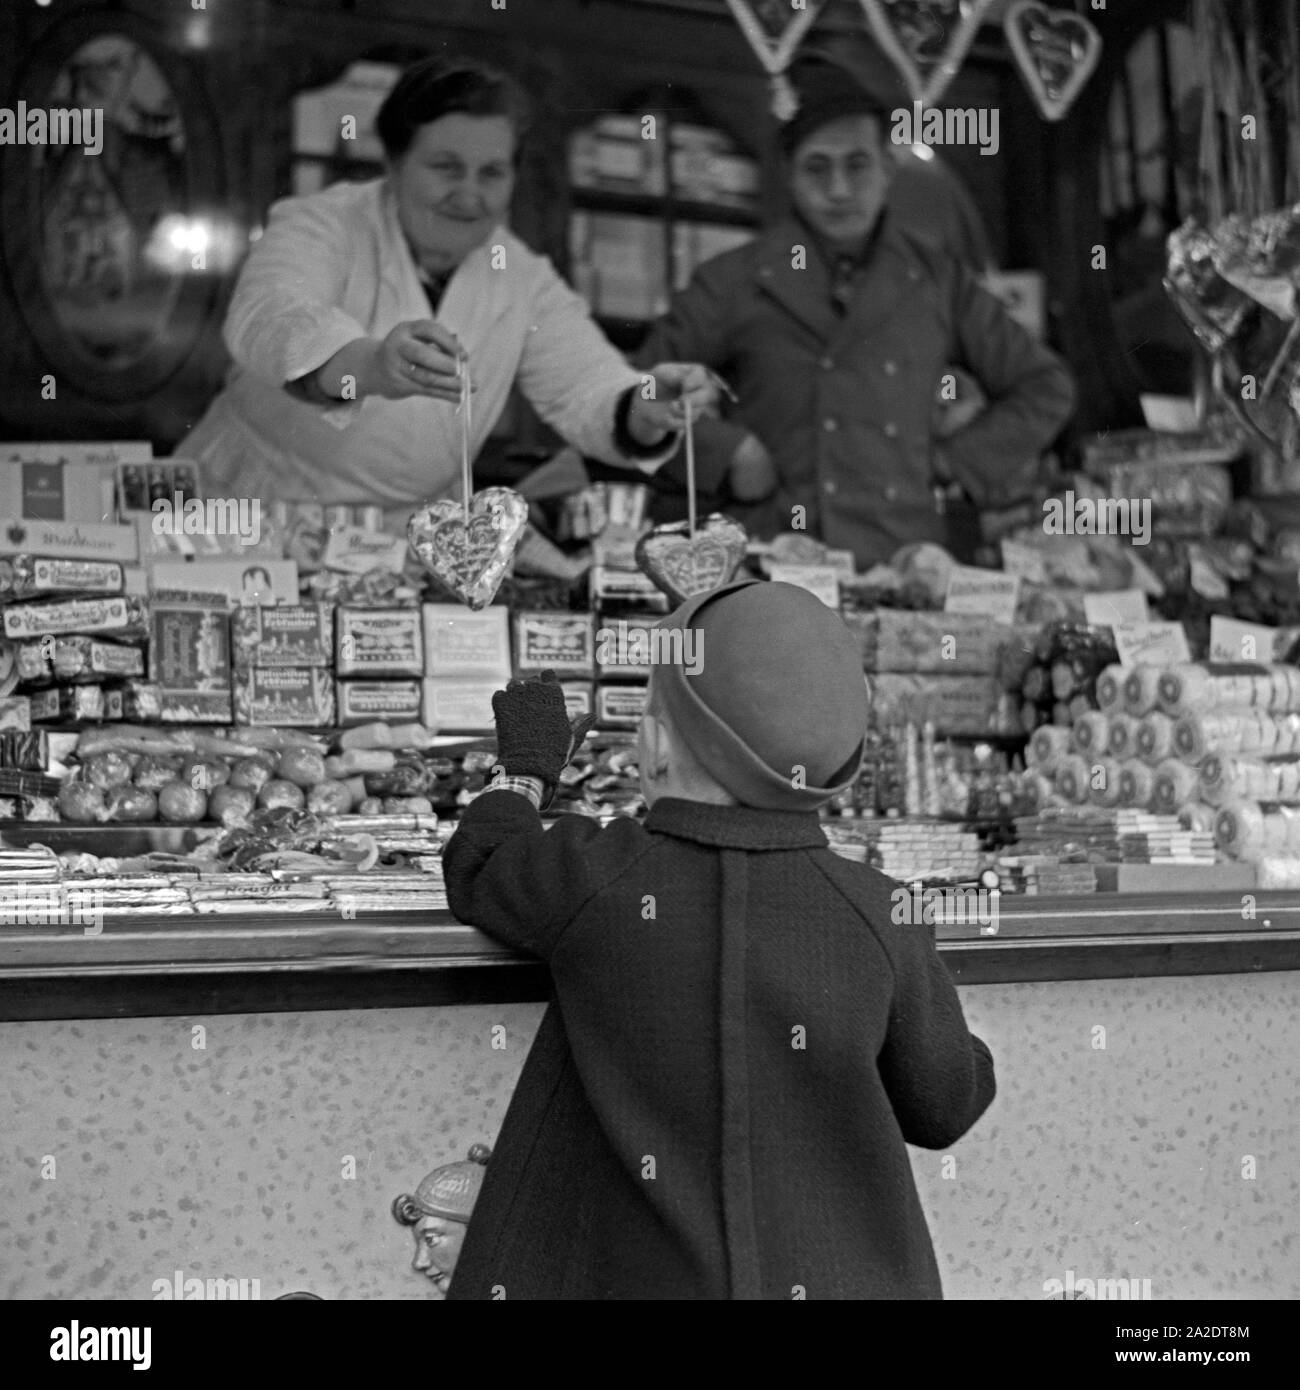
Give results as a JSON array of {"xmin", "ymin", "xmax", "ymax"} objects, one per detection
[{"xmin": 443, "ymin": 579, "xmax": 995, "ymax": 1300}]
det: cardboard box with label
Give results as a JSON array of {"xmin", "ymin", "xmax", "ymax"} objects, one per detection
[
  {"xmin": 149, "ymin": 560, "xmax": 299, "ymax": 608},
  {"xmin": 422, "ymin": 604, "xmax": 511, "ymax": 679},
  {"xmin": 231, "ymin": 604, "xmax": 334, "ymax": 669},
  {"xmin": 514, "ymin": 612, "xmax": 595, "ymax": 678},
  {"xmin": 336, "ymin": 680, "xmax": 423, "ymax": 726},
  {"xmin": 151, "ymin": 603, "xmax": 233, "ymax": 722},
  {"xmin": 422, "ymin": 679, "xmax": 497, "ymax": 733},
  {"xmin": 233, "ymin": 667, "xmax": 336, "ymax": 727}
]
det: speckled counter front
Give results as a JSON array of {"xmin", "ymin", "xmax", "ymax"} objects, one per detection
[{"xmin": 2, "ymin": 973, "xmax": 1297, "ymax": 1299}]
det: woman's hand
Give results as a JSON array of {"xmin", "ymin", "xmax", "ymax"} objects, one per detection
[
  {"xmin": 626, "ymin": 363, "xmax": 719, "ymax": 444},
  {"xmin": 364, "ymin": 319, "xmax": 466, "ymax": 402}
]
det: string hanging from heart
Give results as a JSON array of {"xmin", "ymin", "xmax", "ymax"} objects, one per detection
[
  {"xmin": 458, "ymin": 353, "xmax": 472, "ymax": 525},
  {"xmin": 683, "ymin": 396, "xmax": 697, "ymax": 540}
]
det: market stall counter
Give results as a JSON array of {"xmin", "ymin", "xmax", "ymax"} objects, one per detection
[{"xmin": 2, "ymin": 885, "xmax": 1298, "ymax": 1301}]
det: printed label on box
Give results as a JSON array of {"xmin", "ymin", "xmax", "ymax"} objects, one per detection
[
  {"xmin": 0, "ymin": 520, "xmax": 138, "ymax": 563},
  {"xmin": 231, "ymin": 604, "xmax": 334, "ymax": 668},
  {"xmin": 560, "ymin": 682, "xmax": 593, "ymax": 720},
  {"xmin": 3, "ymin": 596, "xmax": 147, "ymax": 641},
  {"xmin": 336, "ymin": 680, "xmax": 423, "ymax": 725},
  {"xmin": 149, "ymin": 560, "xmax": 298, "ymax": 607},
  {"xmin": 596, "ymin": 683, "xmax": 648, "ymax": 727},
  {"xmin": 321, "ymin": 526, "xmax": 408, "ymax": 575},
  {"xmin": 152, "ymin": 604, "xmax": 233, "ymax": 722},
  {"xmin": 336, "ymin": 608, "xmax": 424, "ymax": 677},
  {"xmin": 233, "ymin": 668, "xmax": 335, "ymax": 726},
  {"xmin": 422, "ymin": 604, "xmax": 511, "ymax": 679},
  {"xmin": 514, "ymin": 613, "xmax": 595, "ymax": 677},
  {"xmin": 421, "ymin": 679, "xmax": 497, "ymax": 732}
]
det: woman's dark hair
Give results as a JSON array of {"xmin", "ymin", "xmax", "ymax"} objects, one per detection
[{"xmin": 376, "ymin": 57, "xmax": 531, "ymax": 160}]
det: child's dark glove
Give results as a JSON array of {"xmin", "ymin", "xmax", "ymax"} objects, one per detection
[{"xmin": 491, "ymin": 670, "xmax": 597, "ymax": 802}]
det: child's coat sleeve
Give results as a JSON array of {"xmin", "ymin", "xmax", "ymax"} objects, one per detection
[
  {"xmin": 442, "ymin": 791, "xmax": 647, "ymax": 961},
  {"xmin": 874, "ymin": 915, "xmax": 998, "ymax": 1149}
]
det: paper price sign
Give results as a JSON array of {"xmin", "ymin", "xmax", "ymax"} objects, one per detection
[
  {"xmin": 1113, "ymin": 622, "xmax": 1191, "ymax": 667},
  {"xmin": 944, "ymin": 566, "xmax": 1020, "ymax": 623}
]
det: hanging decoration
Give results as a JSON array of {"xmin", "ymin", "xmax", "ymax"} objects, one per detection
[
  {"xmin": 1003, "ymin": 1, "xmax": 1102, "ymax": 122},
  {"xmin": 407, "ymin": 357, "xmax": 530, "ymax": 611},
  {"xmin": 856, "ymin": 0, "xmax": 996, "ymax": 108},
  {"xmin": 635, "ymin": 398, "xmax": 747, "ymax": 606},
  {"xmin": 722, "ymin": 0, "xmax": 828, "ymax": 119}
]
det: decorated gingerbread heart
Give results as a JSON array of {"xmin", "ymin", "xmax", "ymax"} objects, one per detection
[
  {"xmin": 635, "ymin": 514, "xmax": 748, "ymax": 607},
  {"xmin": 724, "ymin": 0, "xmax": 828, "ymax": 117},
  {"xmin": 407, "ymin": 487, "xmax": 528, "ymax": 611},
  {"xmin": 1004, "ymin": 1, "xmax": 1101, "ymax": 122},
  {"xmin": 858, "ymin": 0, "xmax": 996, "ymax": 107}
]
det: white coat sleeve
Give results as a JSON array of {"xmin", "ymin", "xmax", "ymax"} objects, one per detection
[
  {"xmin": 223, "ymin": 194, "xmax": 372, "ymax": 389},
  {"xmin": 513, "ymin": 261, "xmax": 677, "ymax": 472}
]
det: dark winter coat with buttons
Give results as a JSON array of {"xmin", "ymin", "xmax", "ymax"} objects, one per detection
[
  {"xmin": 638, "ymin": 214, "xmax": 1076, "ymax": 568},
  {"xmin": 442, "ymin": 791, "xmax": 997, "ymax": 1301}
]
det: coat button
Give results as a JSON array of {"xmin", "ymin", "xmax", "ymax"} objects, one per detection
[
  {"xmin": 883, "ymin": 421, "xmax": 899, "ymax": 438},
  {"xmin": 884, "ymin": 485, "xmax": 898, "ymax": 501},
  {"xmin": 820, "ymin": 356, "xmax": 835, "ymax": 370},
  {"xmin": 823, "ymin": 479, "xmax": 837, "ymax": 495},
  {"xmin": 883, "ymin": 360, "xmax": 899, "ymax": 376},
  {"xmin": 823, "ymin": 417, "xmax": 838, "ymax": 432}
]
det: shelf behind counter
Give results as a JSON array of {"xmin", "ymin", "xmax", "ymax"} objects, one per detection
[{"xmin": 2, "ymin": 890, "xmax": 1299, "ymax": 1021}]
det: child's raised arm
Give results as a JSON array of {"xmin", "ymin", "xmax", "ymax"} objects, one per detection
[{"xmin": 442, "ymin": 671, "xmax": 650, "ymax": 959}]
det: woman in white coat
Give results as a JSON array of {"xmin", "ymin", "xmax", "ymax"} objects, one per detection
[{"xmin": 179, "ymin": 59, "xmax": 712, "ymax": 522}]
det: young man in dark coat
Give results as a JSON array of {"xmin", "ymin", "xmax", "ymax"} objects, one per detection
[
  {"xmin": 636, "ymin": 46, "xmax": 1075, "ymax": 567},
  {"xmin": 443, "ymin": 580, "xmax": 996, "ymax": 1299}
]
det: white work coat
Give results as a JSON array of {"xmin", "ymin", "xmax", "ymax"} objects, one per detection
[{"xmin": 179, "ymin": 178, "xmax": 669, "ymax": 511}]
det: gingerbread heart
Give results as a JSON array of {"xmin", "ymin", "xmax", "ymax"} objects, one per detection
[
  {"xmin": 407, "ymin": 487, "xmax": 528, "ymax": 611},
  {"xmin": 858, "ymin": 0, "xmax": 996, "ymax": 107},
  {"xmin": 1004, "ymin": 1, "xmax": 1102, "ymax": 122},
  {"xmin": 635, "ymin": 514, "xmax": 748, "ymax": 607}
]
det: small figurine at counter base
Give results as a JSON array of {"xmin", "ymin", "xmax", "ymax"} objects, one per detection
[{"xmin": 392, "ymin": 1144, "xmax": 491, "ymax": 1294}]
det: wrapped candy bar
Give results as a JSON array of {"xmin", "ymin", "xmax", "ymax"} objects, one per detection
[
  {"xmin": 15, "ymin": 636, "xmax": 145, "ymax": 686},
  {"xmin": 2, "ymin": 595, "xmax": 149, "ymax": 642},
  {"xmin": 0, "ymin": 556, "xmax": 123, "ymax": 601}
]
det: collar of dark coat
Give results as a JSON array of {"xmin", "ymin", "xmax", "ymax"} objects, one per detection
[
  {"xmin": 751, "ymin": 212, "xmax": 928, "ymax": 344},
  {"xmin": 643, "ymin": 797, "xmax": 830, "ymax": 850}
]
